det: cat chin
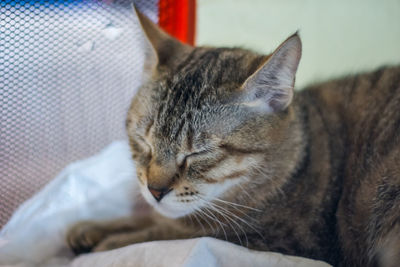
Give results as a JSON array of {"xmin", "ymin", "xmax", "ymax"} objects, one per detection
[
  {"xmin": 153, "ymin": 205, "xmax": 193, "ymax": 218},
  {"xmin": 147, "ymin": 198, "xmax": 196, "ymax": 218}
]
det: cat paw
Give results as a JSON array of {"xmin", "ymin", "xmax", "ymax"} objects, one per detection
[
  {"xmin": 66, "ymin": 221, "xmax": 108, "ymax": 255},
  {"xmin": 92, "ymin": 237, "xmax": 120, "ymax": 252},
  {"xmin": 93, "ymin": 232, "xmax": 146, "ymax": 252}
]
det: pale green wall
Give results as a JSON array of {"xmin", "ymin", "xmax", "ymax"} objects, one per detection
[{"xmin": 197, "ymin": 0, "xmax": 400, "ymax": 88}]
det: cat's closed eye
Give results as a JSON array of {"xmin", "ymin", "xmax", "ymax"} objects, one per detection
[
  {"xmin": 177, "ymin": 150, "xmax": 210, "ymax": 168},
  {"xmin": 131, "ymin": 136, "xmax": 152, "ymax": 162}
]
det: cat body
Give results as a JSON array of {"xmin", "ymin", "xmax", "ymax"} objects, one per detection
[{"xmin": 67, "ymin": 11, "xmax": 400, "ymax": 266}]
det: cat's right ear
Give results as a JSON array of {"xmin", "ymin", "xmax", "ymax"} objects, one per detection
[
  {"xmin": 134, "ymin": 7, "xmax": 192, "ymax": 76},
  {"xmin": 239, "ymin": 33, "xmax": 302, "ymax": 113}
]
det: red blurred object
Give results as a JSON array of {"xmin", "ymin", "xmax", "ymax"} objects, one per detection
[{"xmin": 158, "ymin": 0, "xmax": 196, "ymax": 45}]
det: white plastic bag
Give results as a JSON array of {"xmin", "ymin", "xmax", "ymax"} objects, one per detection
[{"xmin": 0, "ymin": 140, "xmax": 141, "ymax": 266}]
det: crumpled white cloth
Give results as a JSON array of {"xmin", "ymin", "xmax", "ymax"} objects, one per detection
[
  {"xmin": 0, "ymin": 141, "xmax": 331, "ymax": 267},
  {"xmin": 0, "ymin": 141, "xmax": 138, "ymax": 266},
  {"xmin": 70, "ymin": 237, "xmax": 331, "ymax": 267}
]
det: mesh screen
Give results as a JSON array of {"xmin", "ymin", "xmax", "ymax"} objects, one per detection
[{"xmin": 0, "ymin": 0, "xmax": 159, "ymax": 228}]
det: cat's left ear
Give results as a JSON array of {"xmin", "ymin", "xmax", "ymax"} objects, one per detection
[
  {"xmin": 134, "ymin": 6, "xmax": 192, "ymax": 76},
  {"xmin": 240, "ymin": 33, "xmax": 302, "ymax": 113}
]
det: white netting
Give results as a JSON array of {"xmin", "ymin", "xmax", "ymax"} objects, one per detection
[{"xmin": 0, "ymin": 0, "xmax": 158, "ymax": 228}]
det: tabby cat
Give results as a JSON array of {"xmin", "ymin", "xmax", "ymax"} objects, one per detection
[{"xmin": 67, "ymin": 10, "xmax": 400, "ymax": 267}]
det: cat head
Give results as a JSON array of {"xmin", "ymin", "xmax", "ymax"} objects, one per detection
[{"xmin": 126, "ymin": 10, "xmax": 303, "ymax": 218}]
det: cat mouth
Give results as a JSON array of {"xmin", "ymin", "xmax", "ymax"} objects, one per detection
[
  {"xmin": 139, "ymin": 184, "xmax": 199, "ymax": 218},
  {"xmin": 139, "ymin": 177, "xmax": 244, "ymax": 219}
]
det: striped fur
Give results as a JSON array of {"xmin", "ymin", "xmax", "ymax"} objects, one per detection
[{"xmin": 67, "ymin": 12, "xmax": 400, "ymax": 266}]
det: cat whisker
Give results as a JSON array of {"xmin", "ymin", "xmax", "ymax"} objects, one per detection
[
  {"xmin": 186, "ymin": 212, "xmax": 194, "ymax": 225},
  {"xmin": 206, "ymin": 201, "xmax": 248, "ymax": 247},
  {"xmin": 202, "ymin": 202, "xmax": 241, "ymax": 244},
  {"xmin": 236, "ymin": 183, "xmax": 255, "ymax": 202},
  {"xmin": 203, "ymin": 206, "xmax": 228, "ymax": 240},
  {"xmin": 204, "ymin": 199, "xmax": 264, "ymax": 243},
  {"xmin": 215, "ymin": 203, "xmax": 260, "ymax": 227},
  {"xmin": 190, "ymin": 213, "xmax": 206, "ymax": 236},
  {"xmin": 196, "ymin": 193, "xmax": 262, "ymax": 228},
  {"xmin": 204, "ymin": 206, "xmax": 243, "ymax": 246},
  {"xmin": 193, "ymin": 206, "xmax": 217, "ymax": 235},
  {"xmin": 209, "ymin": 196, "xmax": 262, "ymax": 212},
  {"xmin": 196, "ymin": 194, "xmax": 254, "ymax": 220},
  {"xmin": 200, "ymin": 208, "xmax": 220, "ymax": 235},
  {"xmin": 194, "ymin": 195, "xmax": 249, "ymax": 246},
  {"xmin": 193, "ymin": 195, "xmax": 243, "ymax": 246}
]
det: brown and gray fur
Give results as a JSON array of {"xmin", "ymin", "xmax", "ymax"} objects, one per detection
[{"xmin": 67, "ymin": 10, "xmax": 400, "ymax": 267}]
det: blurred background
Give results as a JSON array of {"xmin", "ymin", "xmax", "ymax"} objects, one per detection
[
  {"xmin": 0, "ymin": 0, "xmax": 399, "ymax": 228},
  {"xmin": 197, "ymin": 0, "xmax": 400, "ymax": 88}
]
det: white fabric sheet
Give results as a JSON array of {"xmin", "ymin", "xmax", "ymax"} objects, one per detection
[
  {"xmin": 71, "ymin": 237, "xmax": 331, "ymax": 267},
  {"xmin": 0, "ymin": 141, "xmax": 331, "ymax": 267}
]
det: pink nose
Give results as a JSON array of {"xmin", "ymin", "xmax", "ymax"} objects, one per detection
[{"xmin": 148, "ymin": 186, "xmax": 171, "ymax": 202}]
